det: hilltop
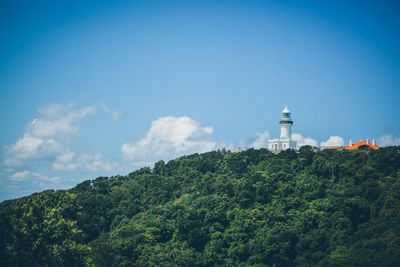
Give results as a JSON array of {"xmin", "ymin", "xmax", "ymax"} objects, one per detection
[{"xmin": 1, "ymin": 146, "xmax": 400, "ymax": 266}]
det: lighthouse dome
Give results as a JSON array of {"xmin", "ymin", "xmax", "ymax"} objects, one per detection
[{"xmin": 282, "ymin": 105, "xmax": 290, "ymax": 113}]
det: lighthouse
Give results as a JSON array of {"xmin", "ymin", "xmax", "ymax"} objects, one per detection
[
  {"xmin": 280, "ymin": 105, "xmax": 293, "ymax": 141},
  {"xmin": 268, "ymin": 105, "xmax": 297, "ymax": 152}
]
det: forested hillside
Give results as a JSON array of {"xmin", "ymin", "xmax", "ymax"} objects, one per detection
[{"xmin": 1, "ymin": 146, "xmax": 400, "ymax": 266}]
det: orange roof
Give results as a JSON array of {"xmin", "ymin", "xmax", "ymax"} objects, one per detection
[{"xmin": 325, "ymin": 140, "xmax": 380, "ymax": 150}]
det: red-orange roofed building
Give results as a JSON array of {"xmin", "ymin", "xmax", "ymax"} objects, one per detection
[{"xmin": 325, "ymin": 139, "xmax": 380, "ymax": 150}]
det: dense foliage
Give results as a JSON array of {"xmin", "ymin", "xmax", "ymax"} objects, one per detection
[{"xmin": 1, "ymin": 146, "xmax": 400, "ymax": 266}]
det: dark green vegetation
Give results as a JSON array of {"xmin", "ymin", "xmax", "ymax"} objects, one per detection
[{"xmin": 1, "ymin": 147, "xmax": 400, "ymax": 266}]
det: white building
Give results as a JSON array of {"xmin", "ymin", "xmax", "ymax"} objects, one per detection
[{"xmin": 268, "ymin": 105, "xmax": 297, "ymax": 152}]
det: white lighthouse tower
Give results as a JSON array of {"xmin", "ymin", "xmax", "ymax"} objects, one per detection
[
  {"xmin": 268, "ymin": 105, "xmax": 297, "ymax": 152},
  {"xmin": 280, "ymin": 105, "xmax": 293, "ymax": 141}
]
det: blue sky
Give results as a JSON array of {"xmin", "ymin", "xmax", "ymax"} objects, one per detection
[{"xmin": 1, "ymin": 0, "xmax": 400, "ymax": 201}]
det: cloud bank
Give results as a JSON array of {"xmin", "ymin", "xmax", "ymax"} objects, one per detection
[
  {"xmin": 251, "ymin": 131, "xmax": 270, "ymax": 149},
  {"xmin": 3, "ymin": 102, "xmax": 119, "ymax": 179},
  {"xmin": 249, "ymin": 132, "xmax": 348, "ymax": 149},
  {"xmin": 122, "ymin": 116, "xmax": 217, "ymax": 165},
  {"xmin": 320, "ymin": 136, "xmax": 345, "ymax": 147},
  {"xmin": 10, "ymin": 170, "xmax": 59, "ymax": 182},
  {"xmin": 4, "ymin": 103, "xmax": 96, "ymax": 167},
  {"xmin": 52, "ymin": 151, "xmax": 116, "ymax": 172},
  {"xmin": 378, "ymin": 135, "xmax": 400, "ymax": 146},
  {"xmin": 291, "ymin": 133, "xmax": 318, "ymax": 147}
]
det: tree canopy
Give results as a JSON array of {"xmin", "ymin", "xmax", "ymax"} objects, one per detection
[{"xmin": 1, "ymin": 146, "xmax": 400, "ymax": 266}]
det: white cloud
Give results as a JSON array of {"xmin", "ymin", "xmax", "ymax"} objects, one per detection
[
  {"xmin": 10, "ymin": 170, "xmax": 59, "ymax": 182},
  {"xmin": 10, "ymin": 170, "xmax": 31, "ymax": 181},
  {"xmin": 79, "ymin": 153, "xmax": 116, "ymax": 172},
  {"xmin": 378, "ymin": 135, "xmax": 400, "ymax": 146},
  {"xmin": 291, "ymin": 133, "xmax": 318, "ymax": 147},
  {"xmin": 28, "ymin": 106, "xmax": 95, "ymax": 138},
  {"xmin": 4, "ymin": 134, "xmax": 62, "ymax": 166},
  {"xmin": 9, "ymin": 134, "xmax": 44, "ymax": 157},
  {"xmin": 320, "ymin": 136, "xmax": 345, "ymax": 147},
  {"xmin": 37, "ymin": 102, "xmax": 75, "ymax": 120},
  {"xmin": 52, "ymin": 151, "xmax": 116, "ymax": 173},
  {"xmin": 56, "ymin": 151, "xmax": 75, "ymax": 162},
  {"xmin": 122, "ymin": 116, "xmax": 216, "ymax": 164},
  {"xmin": 52, "ymin": 151, "xmax": 76, "ymax": 171},
  {"xmin": 1, "ymin": 102, "xmax": 122, "ymax": 200},
  {"xmin": 4, "ymin": 103, "xmax": 95, "ymax": 167},
  {"xmin": 251, "ymin": 131, "xmax": 270, "ymax": 149},
  {"xmin": 112, "ymin": 111, "xmax": 122, "ymax": 121},
  {"xmin": 99, "ymin": 103, "xmax": 122, "ymax": 121}
]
